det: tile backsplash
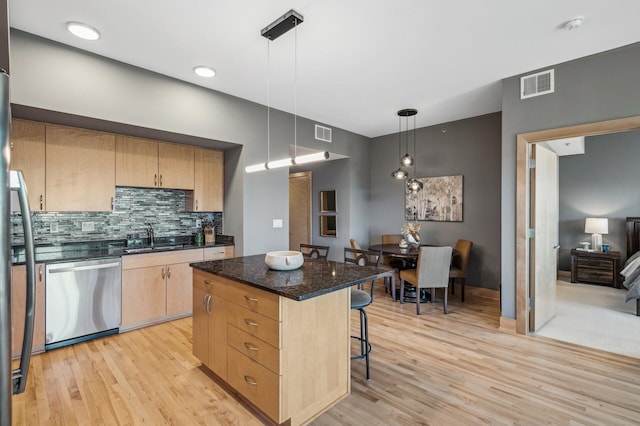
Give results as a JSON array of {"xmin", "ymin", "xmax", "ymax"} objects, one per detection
[{"xmin": 11, "ymin": 187, "xmax": 222, "ymax": 245}]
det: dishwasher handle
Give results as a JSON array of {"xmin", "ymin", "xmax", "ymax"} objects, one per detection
[{"xmin": 48, "ymin": 261, "xmax": 121, "ymax": 274}]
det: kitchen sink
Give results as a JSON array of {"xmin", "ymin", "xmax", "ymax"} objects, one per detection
[{"xmin": 123, "ymin": 244, "xmax": 184, "ymax": 254}]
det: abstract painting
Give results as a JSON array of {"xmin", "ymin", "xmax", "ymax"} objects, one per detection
[{"xmin": 405, "ymin": 175, "xmax": 463, "ymax": 221}]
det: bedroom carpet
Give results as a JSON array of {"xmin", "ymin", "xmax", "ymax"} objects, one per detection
[{"xmin": 535, "ymin": 280, "xmax": 640, "ymax": 358}]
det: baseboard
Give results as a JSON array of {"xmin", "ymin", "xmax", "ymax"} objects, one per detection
[
  {"xmin": 499, "ymin": 317, "xmax": 517, "ymax": 334},
  {"xmin": 557, "ymin": 270, "xmax": 571, "ymax": 279},
  {"xmin": 498, "ymin": 317, "xmax": 516, "ymax": 334}
]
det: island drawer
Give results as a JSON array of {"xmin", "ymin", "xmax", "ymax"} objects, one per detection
[
  {"xmin": 227, "ymin": 347, "xmax": 280, "ymax": 422},
  {"xmin": 212, "ymin": 275, "xmax": 280, "ymax": 320},
  {"xmin": 227, "ymin": 303, "xmax": 280, "ymax": 348},
  {"xmin": 228, "ymin": 325, "xmax": 280, "ymax": 374}
]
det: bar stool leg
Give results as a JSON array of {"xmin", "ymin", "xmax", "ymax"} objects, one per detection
[
  {"xmin": 362, "ymin": 308, "xmax": 370, "ymax": 380},
  {"xmin": 350, "ymin": 306, "xmax": 371, "ymax": 380}
]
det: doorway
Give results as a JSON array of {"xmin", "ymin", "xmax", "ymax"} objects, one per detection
[
  {"xmin": 515, "ymin": 115, "xmax": 640, "ymax": 335},
  {"xmin": 289, "ymin": 171, "xmax": 311, "ymax": 251}
]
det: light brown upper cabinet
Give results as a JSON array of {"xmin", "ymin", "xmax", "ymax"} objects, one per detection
[
  {"xmin": 9, "ymin": 119, "xmax": 46, "ymax": 211},
  {"xmin": 46, "ymin": 124, "xmax": 116, "ymax": 212},
  {"xmin": 116, "ymin": 135, "xmax": 194, "ymax": 190},
  {"xmin": 158, "ymin": 142, "xmax": 194, "ymax": 190},
  {"xmin": 192, "ymin": 147, "xmax": 223, "ymax": 211}
]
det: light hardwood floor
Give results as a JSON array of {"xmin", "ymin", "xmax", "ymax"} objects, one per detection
[{"xmin": 12, "ymin": 283, "xmax": 640, "ymax": 425}]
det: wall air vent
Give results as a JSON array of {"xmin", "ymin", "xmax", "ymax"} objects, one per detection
[
  {"xmin": 315, "ymin": 124, "xmax": 332, "ymax": 143},
  {"xmin": 520, "ymin": 69, "xmax": 554, "ymax": 99}
]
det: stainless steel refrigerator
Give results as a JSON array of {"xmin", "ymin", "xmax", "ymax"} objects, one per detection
[{"xmin": 0, "ymin": 70, "xmax": 37, "ymax": 425}]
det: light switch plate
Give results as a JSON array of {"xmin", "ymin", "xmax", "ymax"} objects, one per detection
[
  {"xmin": 273, "ymin": 219, "xmax": 283, "ymax": 228},
  {"xmin": 82, "ymin": 222, "xmax": 95, "ymax": 232},
  {"xmin": 50, "ymin": 222, "xmax": 59, "ymax": 233}
]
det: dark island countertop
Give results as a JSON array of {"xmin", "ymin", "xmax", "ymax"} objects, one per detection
[{"xmin": 190, "ymin": 254, "xmax": 394, "ymax": 301}]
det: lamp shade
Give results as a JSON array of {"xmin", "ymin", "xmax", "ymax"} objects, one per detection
[{"xmin": 585, "ymin": 218, "xmax": 608, "ymax": 235}]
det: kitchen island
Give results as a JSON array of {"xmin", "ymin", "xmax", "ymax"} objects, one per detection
[{"xmin": 190, "ymin": 255, "xmax": 393, "ymax": 426}]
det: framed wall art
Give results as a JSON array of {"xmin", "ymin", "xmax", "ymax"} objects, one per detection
[{"xmin": 405, "ymin": 175, "xmax": 463, "ymax": 222}]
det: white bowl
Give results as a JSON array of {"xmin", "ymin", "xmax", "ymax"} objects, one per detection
[{"xmin": 265, "ymin": 251, "xmax": 304, "ymax": 271}]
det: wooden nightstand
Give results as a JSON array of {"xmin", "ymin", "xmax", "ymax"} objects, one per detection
[{"xmin": 570, "ymin": 249, "xmax": 621, "ymax": 288}]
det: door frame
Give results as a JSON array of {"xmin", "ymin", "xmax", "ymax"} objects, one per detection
[
  {"xmin": 515, "ymin": 115, "xmax": 640, "ymax": 335},
  {"xmin": 289, "ymin": 171, "xmax": 312, "ymax": 250}
]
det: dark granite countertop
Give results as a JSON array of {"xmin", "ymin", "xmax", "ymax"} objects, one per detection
[
  {"xmin": 190, "ymin": 254, "xmax": 394, "ymax": 301},
  {"xmin": 11, "ymin": 235, "xmax": 234, "ymax": 265}
]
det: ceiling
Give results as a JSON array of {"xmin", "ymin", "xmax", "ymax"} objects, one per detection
[{"xmin": 8, "ymin": 1, "xmax": 640, "ymax": 138}]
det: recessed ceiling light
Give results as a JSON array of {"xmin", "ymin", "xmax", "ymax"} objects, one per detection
[
  {"xmin": 66, "ymin": 21, "xmax": 101, "ymax": 40},
  {"xmin": 560, "ymin": 16, "xmax": 584, "ymax": 31},
  {"xmin": 193, "ymin": 66, "xmax": 216, "ymax": 78}
]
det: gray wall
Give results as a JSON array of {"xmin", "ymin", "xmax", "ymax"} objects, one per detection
[
  {"xmin": 501, "ymin": 42, "xmax": 640, "ymax": 318},
  {"xmin": 558, "ymin": 132, "xmax": 640, "ymax": 270},
  {"xmin": 293, "ymin": 158, "xmax": 351, "ymax": 262},
  {"xmin": 9, "ymin": 30, "xmax": 372, "ymax": 257},
  {"xmin": 370, "ymin": 112, "xmax": 502, "ymax": 290}
]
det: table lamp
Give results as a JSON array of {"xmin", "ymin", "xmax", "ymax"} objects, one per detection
[{"xmin": 585, "ymin": 217, "xmax": 608, "ymax": 252}]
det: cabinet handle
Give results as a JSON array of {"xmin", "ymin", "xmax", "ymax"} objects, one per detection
[
  {"xmin": 160, "ymin": 174, "xmax": 163, "ymax": 187},
  {"xmin": 196, "ymin": 199, "xmax": 198, "ymax": 211},
  {"xmin": 205, "ymin": 294, "xmax": 212, "ymax": 314},
  {"xmin": 154, "ymin": 173, "xmax": 158, "ymax": 187},
  {"xmin": 202, "ymin": 294, "xmax": 208, "ymax": 312},
  {"xmin": 167, "ymin": 267, "xmax": 171, "ymax": 279},
  {"xmin": 204, "ymin": 280, "xmax": 213, "ymax": 287},
  {"xmin": 244, "ymin": 375, "xmax": 258, "ymax": 386},
  {"xmin": 161, "ymin": 267, "xmax": 166, "ymax": 279},
  {"xmin": 38, "ymin": 265, "xmax": 43, "ymax": 282},
  {"xmin": 243, "ymin": 319, "xmax": 258, "ymax": 327},
  {"xmin": 39, "ymin": 194, "xmax": 43, "ymax": 211},
  {"xmin": 244, "ymin": 295, "xmax": 258, "ymax": 302},
  {"xmin": 111, "ymin": 196, "xmax": 114, "ymax": 210},
  {"xmin": 244, "ymin": 342, "xmax": 259, "ymax": 352}
]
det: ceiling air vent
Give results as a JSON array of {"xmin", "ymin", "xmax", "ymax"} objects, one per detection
[
  {"xmin": 315, "ymin": 124, "xmax": 332, "ymax": 143},
  {"xmin": 520, "ymin": 69, "xmax": 554, "ymax": 99}
]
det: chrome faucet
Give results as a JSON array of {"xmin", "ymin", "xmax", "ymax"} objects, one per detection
[{"xmin": 146, "ymin": 223, "xmax": 155, "ymax": 247}]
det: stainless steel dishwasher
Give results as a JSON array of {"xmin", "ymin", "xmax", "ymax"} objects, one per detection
[{"xmin": 45, "ymin": 257, "xmax": 122, "ymax": 350}]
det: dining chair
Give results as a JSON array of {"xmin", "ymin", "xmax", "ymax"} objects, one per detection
[
  {"xmin": 449, "ymin": 239, "xmax": 473, "ymax": 302},
  {"xmin": 344, "ymin": 247, "xmax": 382, "ymax": 380},
  {"xmin": 349, "ymin": 238, "xmax": 362, "ymax": 250},
  {"xmin": 299, "ymin": 243, "xmax": 330, "ymax": 260},
  {"xmin": 399, "ymin": 246, "xmax": 453, "ymax": 315}
]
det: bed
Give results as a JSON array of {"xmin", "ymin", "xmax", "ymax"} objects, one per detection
[{"xmin": 622, "ymin": 217, "xmax": 640, "ymax": 316}]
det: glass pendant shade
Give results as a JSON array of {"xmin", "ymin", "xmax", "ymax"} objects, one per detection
[
  {"xmin": 400, "ymin": 153, "xmax": 414, "ymax": 167},
  {"xmin": 407, "ymin": 178, "xmax": 423, "ymax": 193},
  {"xmin": 392, "ymin": 167, "xmax": 409, "ymax": 179}
]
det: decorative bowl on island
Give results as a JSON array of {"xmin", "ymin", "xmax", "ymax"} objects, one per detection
[{"xmin": 265, "ymin": 251, "xmax": 304, "ymax": 271}]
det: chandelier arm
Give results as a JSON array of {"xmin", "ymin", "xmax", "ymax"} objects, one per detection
[
  {"xmin": 267, "ymin": 39, "xmax": 271, "ymax": 164},
  {"xmin": 293, "ymin": 19, "xmax": 297, "ymax": 159}
]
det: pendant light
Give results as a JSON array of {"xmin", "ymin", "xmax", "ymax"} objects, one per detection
[
  {"xmin": 405, "ymin": 111, "xmax": 423, "ymax": 193},
  {"xmin": 245, "ymin": 10, "xmax": 329, "ymax": 173},
  {"xmin": 391, "ymin": 113, "xmax": 409, "ymax": 179}
]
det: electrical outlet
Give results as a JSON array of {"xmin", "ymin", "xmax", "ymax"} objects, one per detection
[
  {"xmin": 82, "ymin": 222, "xmax": 95, "ymax": 232},
  {"xmin": 196, "ymin": 219, "xmax": 202, "ymax": 228},
  {"xmin": 50, "ymin": 222, "xmax": 59, "ymax": 233}
]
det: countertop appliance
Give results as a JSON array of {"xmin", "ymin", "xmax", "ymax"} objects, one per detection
[
  {"xmin": 1, "ymin": 70, "xmax": 37, "ymax": 425},
  {"xmin": 45, "ymin": 257, "xmax": 122, "ymax": 350}
]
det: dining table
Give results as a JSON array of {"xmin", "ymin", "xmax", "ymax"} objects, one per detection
[{"xmin": 368, "ymin": 243, "xmax": 459, "ymax": 302}]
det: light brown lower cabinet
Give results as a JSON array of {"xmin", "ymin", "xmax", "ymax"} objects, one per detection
[
  {"xmin": 11, "ymin": 264, "xmax": 46, "ymax": 358},
  {"xmin": 203, "ymin": 245, "xmax": 234, "ymax": 261},
  {"xmin": 192, "ymin": 269, "xmax": 351, "ymax": 425},
  {"xmin": 121, "ymin": 250, "xmax": 202, "ymax": 331},
  {"xmin": 121, "ymin": 247, "xmax": 234, "ymax": 331}
]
